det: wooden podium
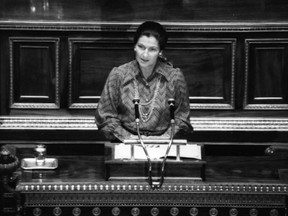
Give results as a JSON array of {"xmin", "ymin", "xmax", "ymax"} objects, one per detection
[{"xmin": 105, "ymin": 139, "xmax": 206, "ymax": 185}]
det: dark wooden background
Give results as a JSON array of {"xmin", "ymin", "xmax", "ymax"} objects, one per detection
[{"xmin": 1, "ymin": 0, "xmax": 288, "ymax": 22}]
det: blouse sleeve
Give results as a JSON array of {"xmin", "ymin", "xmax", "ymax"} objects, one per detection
[{"xmin": 95, "ymin": 67, "xmax": 133, "ymax": 142}]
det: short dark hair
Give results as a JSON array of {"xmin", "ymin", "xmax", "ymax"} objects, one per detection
[{"xmin": 133, "ymin": 21, "xmax": 168, "ymax": 50}]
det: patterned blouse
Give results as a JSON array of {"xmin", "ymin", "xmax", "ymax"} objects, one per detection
[{"xmin": 95, "ymin": 59, "xmax": 193, "ymax": 142}]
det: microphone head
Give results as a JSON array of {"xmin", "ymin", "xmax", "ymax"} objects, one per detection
[
  {"xmin": 133, "ymin": 98, "xmax": 140, "ymax": 104},
  {"xmin": 168, "ymin": 98, "xmax": 175, "ymax": 106},
  {"xmin": 133, "ymin": 98, "xmax": 140, "ymax": 121}
]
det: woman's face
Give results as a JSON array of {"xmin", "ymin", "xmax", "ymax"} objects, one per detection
[{"xmin": 135, "ymin": 35, "xmax": 161, "ymax": 71}]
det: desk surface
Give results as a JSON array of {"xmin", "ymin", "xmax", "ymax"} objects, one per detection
[{"xmin": 17, "ymin": 156, "xmax": 288, "ymax": 194}]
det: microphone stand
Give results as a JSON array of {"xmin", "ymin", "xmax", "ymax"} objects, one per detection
[
  {"xmin": 133, "ymin": 99, "xmax": 153, "ymax": 187},
  {"xmin": 155, "ymin": 98, "xmax": 175, "ymax": 189},
  {"xmin": 133, "ymin": 98, "xmax": 176, "ymax": 190}
]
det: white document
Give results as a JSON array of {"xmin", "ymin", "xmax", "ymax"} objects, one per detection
[{"xmin": 114, "ymin": 143, "xmax": 202, "ymax": 160}]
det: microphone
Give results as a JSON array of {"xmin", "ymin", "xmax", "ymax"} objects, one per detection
[
  {"xmin": 168, "ymin": 98, "xmax": 175, "ymax": 123},
  {"xmin": 133, "ymin": 98, "xmax": 140, "ymax": 123}
]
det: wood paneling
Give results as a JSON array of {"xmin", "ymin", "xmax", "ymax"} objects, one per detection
[
  {"xmin": 166, "ymin": 38, "xmax": 236, "ymax": 110},
  {"xmin": 68, "ymin": 38, "xmax": 133, "ymax": 109},
  {"xmin": 9, "ymin": 37, "xmax": 60, "ymax": 109},
  {"xmin": 68, "ymin": 38, "xmax": 236, "ymax": 110},
  {"xmin": 2, "ymin": 0, "xmax": 288, "ymax": 22},
  {"xmin": 0, "ymin": 20, "xmax": 288, "ymax": 140},
  {"xmin": 1, "ymin": 31, "xmax": 288, "ymax": 135},
  {"xmin": 244, "ymin": 39, "xmax": 288, "ymax": 110}
]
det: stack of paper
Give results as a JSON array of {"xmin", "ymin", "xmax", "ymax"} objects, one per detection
[{"xmin": 114, "ymin": 143, "xmax": 202, "ymax": 160}]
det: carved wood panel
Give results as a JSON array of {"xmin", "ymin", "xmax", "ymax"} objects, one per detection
[
  {"xmin": 166, "ymin": 38, "xmax": 236, "ymax": 110},
  {"xmin": 20, "ymin": 182, "xmax": 287, "ymax": 216},
  {"xmin": 1, "ymin": 30, "xmax": 288, "ymax": 134},
  {"xmin": 68, "ymin": 38, "xmax": 134, "ymax": 109},
  {"xmin": 244, "ymin": 39, "xmax": 288, "ymax": 110},
  {"xmin": 68, "ymin": 38, "xmax": 236, "ymax": 110},
  {"xmin": 9, "ymin": 37, "xmax": 60, "ymax": 109}
]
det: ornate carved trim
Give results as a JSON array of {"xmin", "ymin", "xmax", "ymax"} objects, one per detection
[
  {"xmin": 1, "ymin": 116, "xmax": 288, "ymax": 131},
  {"xmin": 0, "ymin": 117, "xmax": 96, "ymax": 130},
  {"xmin": 244, "ymin": 39, "xmax": 288, "ymax": 110},
  {"xmin": 191, "ymin": 117, "xmax": 288, "ymax": 131},
  {"xmin": 67, "ymin": 38, "xmax": 236, "ymax": 110},
  {"xmin": 18, "ymin": 182, "xmax": 288, "ymax": 194},
  {"xmin": 68, "ymin": 38, "xmax": 132, "ymax": 109},
  {"xmin": 9, "ymin": 37, "xmax": 60, "ymax": 109},
  {"xmin": 169, "ymin": 38, "xmax": 236, "ymax": 110},
  {"xmin": 244, "ymin": 104, "xmax": 288, "ymax": 110},
  {"xmin": 2, "ymin": 22, "xmax": 288, "ymax": 32},
  {"xmin": 9, "ymin": 103, "xmax": 60, "ymax": 109},
  {"xmin": 17, "ymin": 182, "xmax": 288, "ymax": 214},
  {"xmin": 19, "ymin": 182, "xmax": 288, "ymax": 209},
  {"xmin": 68, "ymin": 103, "xmax": 98, "ymax": 109},
  {"xmin": 190, "ymin": 104, "xmax": 234, "ymax": 110},
  {"xmin": 23, "ymin": 193, "xmax": 286, "ymax": 208}
]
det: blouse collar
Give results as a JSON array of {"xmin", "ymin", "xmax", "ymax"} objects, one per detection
[{"xmin": 123, "ymin": 60, "xmax": 170, "ymax": 85}]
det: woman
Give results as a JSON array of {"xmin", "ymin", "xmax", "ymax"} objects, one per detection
[{"xmin": 95, "ymin": 21, "xmax": 192, "ymax": 142}]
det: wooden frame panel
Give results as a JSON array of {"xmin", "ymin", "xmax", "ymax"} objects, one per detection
[
  {"xmin": 167, "ymin": 38, "xmax": 236, "ymax": 110},
  {"xmin": 244, "ymin": 39, "xmax": 288, "ymax": 110},
  {"xmin": 68, "ymin": 38, "xmax": 236, "ymax": 110},
  {"xmin": 68, "ymin": 38, "xmax": 133, "ymax": 109},
  {"xmin": 9, "ymin": 37, "xmax": 60, "ymax": 109}
]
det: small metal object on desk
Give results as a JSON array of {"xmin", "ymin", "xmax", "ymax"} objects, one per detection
[{"xmin": 21, "ymin": 144, "xmax": 58, "ymax": 170}]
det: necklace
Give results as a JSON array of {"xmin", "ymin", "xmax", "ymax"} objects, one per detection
[{"xmin": 133, "ymin": 77, "xmax": 161, "ymax": 122}]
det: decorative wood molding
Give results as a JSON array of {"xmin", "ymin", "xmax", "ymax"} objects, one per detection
[
  {"xmin": 2, "ymin": 22, "xmax": 288, "ymax": 32},
  {"xmin": 24, "ymin": 205, "xmax": 285, "ymax": 216},
  {"xmin": 244, "ymin": 39, "xmax": 288, "ymax": 110},
  {"xmin": 190, "ymin": 104, "xmax": 234, "ymax": 110},
  {"xmin": 19, "ymin": 182, "xmax": 288, "ymax": 212},
  {"xmin": 67, "ymin": 38, "xmax": 236, "ymax": 110},
  {"xmin": 18, "ymin": 182, "xmax": 288, "ymax": 194},
  {"xmin": 68, "ymin": 103, "xmax": 99, "ymax": 109},
  {"xmin": 169, "ymin": 38, "xmax": 236, "ymax": 110},
  {"xmin": 244, "ymin": 104, "xmax": 288, "ymax": 110},
  {"xmin": 1, "ymin": 116, "xmax": 288, "ymax": 131},
  {"xmin": 68, "ymin": 38, "xmax": 133, "ymax": 109},
  {"xmin": 9, "ymin": 37, "xmax": 60, "ymax": 109}
]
